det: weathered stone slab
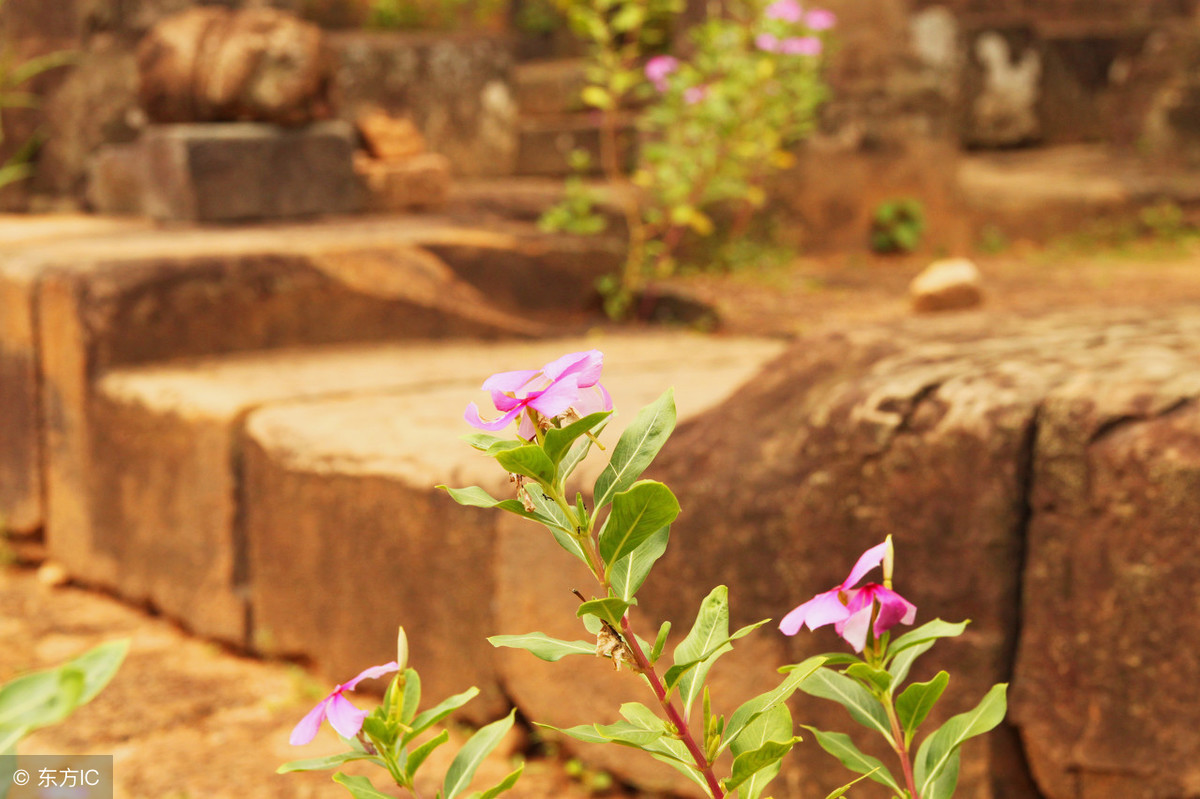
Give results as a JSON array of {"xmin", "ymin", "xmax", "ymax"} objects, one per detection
[
  {"xmin": 488, "ymin": 309, "xmax": 1200, "ymax": 797},
  {"xmin": 1015, "ymin": 352, "xmax": 1200, "ymax": 799},
  {"xmin": 0, "ymin": 216, "xmax": 149, "ymax": 532},
  {"xmin": 245, "ymin": 335, "xmax": 786, "ymax": 724},
  {"xmin": 139, "ymin": 122, "xmax": 362, "ymax": 221},
  {"xmin": 356, "ymin": 152, "xmax": 452, "ymax": 212}
]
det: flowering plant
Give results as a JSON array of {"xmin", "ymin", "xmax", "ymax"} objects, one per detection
[
  {"xmin": 438, "ymin": 349, "xmax": 1007, "ymax": 799},
  {"xmin": 542, "ymin": 0, "xmax": 833, "ymax": 318},
  {"xmin": 279, "ymin": 627, "xmax": 521, "ymax": 799}
]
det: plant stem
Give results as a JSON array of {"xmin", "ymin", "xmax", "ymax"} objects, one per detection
[
  {"xmin": 619, "ymin": 616, "xmax": 726, "ymax": 799},
  {"xmin": 883, "ymin": 698, "xmax": 920, "ymax": 799}
]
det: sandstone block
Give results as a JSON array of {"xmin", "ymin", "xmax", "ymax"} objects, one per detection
[
  {"xmin": 910, "ymin": 257, "xmax": 984, "ymax": 312},
  {"xmin": 139, "ymin": 121, "xmax": 363, "ymax": 221},
  {"xmin": 356, "ymin": 152, "xmax": 451, "ymax": 212},
  {"xmin": 356, "ymin": 109, "xmax": 426, "ymax": 161},
  {"xmin": 330, "ymin": 31, "xmax": 517, "ymax": 177},
  {"xmin": 85, "ymin": 143, "xmax": 146, "ymax": 215}
]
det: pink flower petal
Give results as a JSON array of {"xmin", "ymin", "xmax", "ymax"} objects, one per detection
[
  {"xmin": 342, "ymin": 662, "xmax": 400, "ymax": 691},
  {"xmin": 482, "ymin": 369, "xmax": 538, "ymax": 395},
  {"xmin": 780, "ymin": 36, "xmax": 822, "ymax": 56},
  {"xmin": 765, "ymin": 0, "xmax": 803, "ymax": 23},
  {"xmin": 837, "ymin": 603, "xmax": 875, "ymax": 653},
  {"xmin": 872, "ymin": 586, "xmax": 917, "ymax": 634},
  {"xmin": 574, "ymin": 383, "xmax": 613, "ymax": 417},
  {"xmin": 805, "ymin": 8, "xmax": 836, "ymax": 30},
  {"xmin": 289, "ymin": 697, "xmax": 331, "ymax": 745},
  {"xmin": 843, "ymin": 541, "xmax": 889, "ymax": 588},
  {"xmin": 779, "ymin": 589, "xmax": 848, "ymax": 635},
  {"xmin": 755, "ymin": 33, "xmax": 780, "ymax": 52},
  {"xmin": 527, "ymin": 374, "xmax": 582, "ymax": 420},
  {"xmin": 464, "ymin": 402, "xmax": 522, "ymax": 432},
  {"xmin": 324, "ymin": 693, "xmax": 369, "ymax": 739},
  {"xmin": 541, "ymin": 350, "xmax": 604, "ymax": 387}
]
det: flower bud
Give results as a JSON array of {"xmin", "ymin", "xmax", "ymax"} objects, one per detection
[
  {"xmin": 883, "ymin": 535, "xmax": 895, "ymax": 589},
  {"xmin": 396, "ymin": 626, "xmax": 409, "ymax": 671}
]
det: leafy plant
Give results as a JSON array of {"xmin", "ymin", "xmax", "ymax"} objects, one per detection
[
  {"xmin": 281, "ymin": 628, "xmax": 522, "ymax": 799},
  {"xmin": 541, "ymin": 0, "xmax": 834, "ymax": 319},
  {"xmin": 0, "ymin": 0, "xmax": 76, "ymax": 190},
  {"xmin": 870, "ymin": 198, "xmax": 926, "ymax": 254}
]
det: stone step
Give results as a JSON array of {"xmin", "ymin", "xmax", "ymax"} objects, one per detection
[
  {"xmin": 0, "ymin": 214, "xmax": 621, "ymax": 536},
  {"xmin": 516, "ymin": 113, "xmax": 638, "ymax": 177},
  {"xmin": 69, "ymin": 333, "xmax": 785, "ymax": 722},
  {"xmin": 512, "ymin": 58, "xmax": 588, "ymax": 117}
]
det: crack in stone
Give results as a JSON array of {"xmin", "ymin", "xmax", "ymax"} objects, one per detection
[{"xmin": 1087, "ymin": 396, "xmax": 1195, "ymax": 446}]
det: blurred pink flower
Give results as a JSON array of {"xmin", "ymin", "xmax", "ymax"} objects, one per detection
[
  {"xmin": 765, "ymin": 0, "xmax": 803, "ymax": 23},
  {"xmin": 779, "ymin": 541, "xmax": 917, "ymax": 652},
  {"xmin": 465, "ymin": 350, "xmax": 612, "ymax": 440},
  {"xmin": 755, "ymin": 33, "xmax": 780, "ymax": 52},
  {"xmin": 289, "ymin": 662, "xmax": 399, "ymax": 745},
  {"xmin": 684, "ymin": 85, "xmax": 708, "ymax": 104},
  {"xmin": 645, "ymin": 55, "xmax": 680, "ymax": 92},
  {"xmin": 805, "ymin": 8, "xmax": 837, "ymax": 30},
  {"xmin": 780, "ymin": 36, "xmax": 822, "ymax": 55}
]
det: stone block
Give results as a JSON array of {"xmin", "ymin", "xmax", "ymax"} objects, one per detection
[
  {"xmin": 512, "ymin": 59, "xmax": 587, "ymax": 117},
  {"xmin": 356, "ymin": 109, "xmax": 427, "ymax": 161},
  {"xmin": 329, "ymin": 31, "xmax": 517, "ymax": 177},
  {"xmin": 356, "ymin": 152, "xmax": 452, "ymax": 212},
  {"xmin": 139, "ymin": 121, "xmax": 363, "ymax": 221},
  {"xmin": 515, "ymin": 113, "xmax": 637, "ymax": 177},
  {"xmin": 86, "ymin": 143, "xmax": 146, "ymax": 215},
  {"xmin": 1015, "ymin": 362, "xmax": 1200, "ymax": 799}
]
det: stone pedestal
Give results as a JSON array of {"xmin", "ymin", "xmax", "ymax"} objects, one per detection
[{"xmin": 88, "ymin": 121, "xmax": 363, "ymax": 221}]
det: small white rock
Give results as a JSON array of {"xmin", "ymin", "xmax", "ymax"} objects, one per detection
[
  {"xmin": 37, "ymin": 561, "xmax": 70, "ymax": 587},
  {"xmin": 910, "ymin": 257, "xmax": 984, "ymax": 312}
]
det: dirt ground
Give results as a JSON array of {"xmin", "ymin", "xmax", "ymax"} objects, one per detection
[{"xmin": 3, "ymin": 237, "xmax": 1200, "ymax": 799}]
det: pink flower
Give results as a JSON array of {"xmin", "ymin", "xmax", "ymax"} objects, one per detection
[
  {"xmin": 645, "ymin": 55, "xmax": 680, "ymax": 92},
  {"xmin": 684, "ymin": 85, "xmax": 708, "ymax": 104},
  {"xmin": 465, "ymin": 350, "xmax": 613, "ymax": 440},
  {"xmin": 289, "ymin": 662, "xmax": 399, "ymax": 745},
  {"xmin": 779, "ymin": 35, "xmax": 822, "ymax": 56},
  {"xmin": 755, "ymin": 33, "xmax": 780, "ymax": 53},
  {"xmin": 765, "ymin": 0, "xmax": 803, "ymax": 23},
  {"xmin": 779, "ymin": 540, "xmax": 916, "ymax": 652},
  {"xmin": 805, "ymin": 8, "xmax": 836, "ymax": 30}
]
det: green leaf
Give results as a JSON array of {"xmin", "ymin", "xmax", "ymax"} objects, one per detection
[
  {"xmin": 581, "ymin": 85, "xmax": 614, "ymax": 109},
  {"xmin": 798, "ymin": 667, "xmax": 893, "ymax": 741},
  {"xmin": 543, "ymin": 411, "xmax": 611, "ymax": 466},
  {"xmin": 438, "ymin": 485, "xmax": 540, "ymax": 523},
  {"xmin": 474, "ymin": 762, "xmax": 524, "ymax": 799},
  {"xmin": 845, "ymin": 663, "xmax": 892, "ymax": 694},
  {"xmin": 896, "ymin": 671, "xmax": 949, "ymax": 745},
  {"xmin": 886, "ymin": 640, "xmax": 933, "ymax": 687},
  {"xmin": 0, "ymin": 723, "xmax": 28, "ymax": 755},
  {"xmin": 802, "ymin": 727, "xmax": 902, "ymax": 793},
  {"xmin": 407, "ymin": 687, "xmax": 481, "ymax": 741},
  {"xmin": 443, "ymin": 709, "xmax": 517, "ymax": 799},
  {"xmin": 401, "ymin": 668, "xmax": 421, "ymax": 725},
  {"xmin": 924, "ymin": 749, "xmax": 961, "ymax": 799},
  {"xmin": 276, "ymin": 751, "xmax": 380, "ymax": 774},
  {"xmin": 722, "ymin": 655, "xmax": 824, "ymax": 752},
  {"xmin": 591, "ymin": 719, "xmax": 663, "ymax": 748},
  {"xmin": 887, "ymin": 619, "xmax": 969, "ymax": 660},
  {"xmin": 488, "ymin": 633, "xmax": 595, "ymax": 662},
  {"xmin": 599, "ymin": 481, "xmax": 680, "ymax": 567},
  {"xmin": 405, "ymin": 729, "xmax": 449, "ymax": 779},
  {"xmin": 670, "ymin": 586, "xmax": 729, "ymax": 719},
  {"xmin": 332, "ymin": 773, "xmax": 394, "ymax": 799},
  {"xmin": 727, "ymin": 703, "xmax": 793, "ymax": 799},
  {"xmin": 494, "ymin": 445, "xmax": 556, "ymax": 487},
  {"xmin": 914, "ymin": 683, "xmax": 1007, "ymax": 796},
  {"xmin": 650, "ymin": 621, "xmax": 671, "ymax": 663},
  {"xmin": 522, "ymin": 488, "xmax": 588, "ymax": 565},
  {"xmin": 609, "ymin": 526, "xmax": 669, "ymax": 602},
  {"xmin": 726, "ymin": 738, "xmax": 795, "ymax": 794},
  {"xmin": 462, "ymin": 433, "xmax": 517, "ymax": 452},
  {"xmin": 593, "ymin": 389, "xmax": 676, "ymax": 510},
  {"xmin": 0, "ymin": 639, "xmax": 127, "ymax": 733},
  {"xmin": 663, "ymin": 619, "xmax": 768, "ymax": 697},
  {"xmin": 62, "ymin": 639, "xmax": 128, "ymax": 705},
  {"xmin": 577, "ymin": 597, "xmax": 632, "ymax": 629}
]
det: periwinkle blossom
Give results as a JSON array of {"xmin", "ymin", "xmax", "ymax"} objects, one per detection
[
  {"xmin": 465, "ymin": 350, "xmax": 613, "ymax": 441},
  {"xmin": 289, "ymin": 662, "xmax": 399, "ymax": 745},
  {"xmin": 805, "ymin": 8, "xmax": 837, "ymax": 30},
  {"xmin": 765, "ymin": 0, "xmax": 803, "ymax": 23},
  {"xmin": 755, "ymin": 33, "xmax": 780, "ymax": 53},
  {"xmin": 684, "ymin": 85, "xmax": 708, "ymax": 104},
  {"xmin": 780, "ymin": 36, "xmax": 822, "ymax": 56},
  {"xmin": 645, "ymin": 55, "xmax": 679, "ymax": 92},
  {"xmin": 779, "ymin": 538, "xmax": 916, "ymax": 653}
]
